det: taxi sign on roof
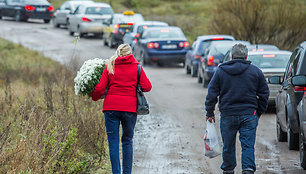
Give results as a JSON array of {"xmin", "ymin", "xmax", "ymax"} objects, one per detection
[{"xmin": 123, "ymin": 11, "xmax": 134, "ymax": 15}]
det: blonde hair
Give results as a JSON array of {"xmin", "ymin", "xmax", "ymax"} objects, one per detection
[{"xmin": 107, "ymin": 44, "xmax": 132, "ymax": 74}]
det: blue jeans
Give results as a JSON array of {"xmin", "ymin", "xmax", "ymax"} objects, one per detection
[
  {"xmin": 104, "ymin": 111, "xmax": 137, "ymax": 174},
  {"xmin": 220, "ymin": 114, "xmax": 258, "ymax": 172}
]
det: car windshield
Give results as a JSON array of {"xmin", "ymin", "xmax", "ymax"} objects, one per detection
[
  {"xmin": 212, "ymin": 44, "xmax": 233, "ymax": 55},
  {"xmin": 137, "ymin": 25, "xmax": 166, "ymax": 34},
  {"xmin": 113, "ymin": 14, "xmax": 143, "ymax": 24},
  {"xmin": 146, "ymin": 28, "xmax": 185, "ymax": 39},
  {"xmin": 248, "ymin": 54, "xmax": 291, "ymax": 69},
  {"xmin": 24, "ymin": 0, "xmax": 49, "ymax": 4},
  {"xmin": 85, "ymin": 7, "xmax": 113, "ymax": 15}
]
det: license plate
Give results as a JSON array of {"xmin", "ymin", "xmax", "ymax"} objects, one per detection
[
  {"xmin": 36, "ymin": 7, "xmax": 46, "ymax": 12},
  {"xmin": 162, "ymin": 44, "xmax": 177, "ymax": 49}
]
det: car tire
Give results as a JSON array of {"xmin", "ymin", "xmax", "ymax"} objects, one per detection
[
  {"xmin": 15, "ymin": 11, "xmax": 21, "ymax": 22},
  {"xmin": 191, "ymin": 64, "xmax": 197, "ymax": 77},
  {"xmin": 203, "ymin": 78, "xmax": 209, "ymax": 88},
  {"xmin": 185, "ymin": 63, "xmax": 191, "ymax": 74},
  {"xmin": 52, "ymin": 18, "xmax": 59, "ymax": 28},
  {"xmin": 77, "ymin": 26, "xmax": 84, "ymax": 38},
  {"xmin": 109, "ymin": 36, "xmax": 115, "ymax": 48},
  {"xmin": 103, "ymin": 37, "xmax": 108, "ymax": 46},
  {"xmin": 276, "ymin": 119, "xmax": 287, "ymax": 142},
  {"xmin": 197, "ymin": 69, "xmax": 203, "ymax": 83},
  {"xmin": 44, "ymin": 19, "xmax": 50, "ymax": 23},
  {"xmin": 287, "ymin": 121, "xmax": 299, "ymax": 150},
  {"xmin": 0, "ymin": 16, "xmax": 2, "ymax": 20},
  {"xmin": 300, "ymin": 127, "xmax": 306, "ymax": 169}
]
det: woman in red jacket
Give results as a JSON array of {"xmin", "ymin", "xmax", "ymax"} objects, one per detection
[{"xmin": 91, "ymin": 44, "xmax": 152, "ymax": 174}]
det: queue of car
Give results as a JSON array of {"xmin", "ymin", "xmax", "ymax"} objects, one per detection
[{"xmin": 1, "ymin": 0, "xmax": 306, "ymax": 170}]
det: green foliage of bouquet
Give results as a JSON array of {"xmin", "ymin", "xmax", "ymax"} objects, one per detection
[{"xmin": 74, "ymin": 58, "xmax": 108, "ymax": 96}]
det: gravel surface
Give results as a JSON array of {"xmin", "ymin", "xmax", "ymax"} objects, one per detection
[{"xmin": 0, "ymin": 18, "xmax": 304, "ymax": 174}]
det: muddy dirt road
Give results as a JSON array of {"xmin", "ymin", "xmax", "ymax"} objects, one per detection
[{"xmin": 0, "ymin": 19, "xmax": 304, "ymax": 173}]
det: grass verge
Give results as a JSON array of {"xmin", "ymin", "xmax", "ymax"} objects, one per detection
[{"xmin": 0, "ymin": 38, "xmax": 111, "ymax": 173}]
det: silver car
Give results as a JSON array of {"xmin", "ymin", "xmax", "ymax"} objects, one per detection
[
  {"xmin": 67, "ymin": 2, "xmax": 113, "ymax": 37},
  {"xmin": 52, "ymin": 0, "xmax": 93, "ymax": 28},
  {"xmin": 123, "ymin": 21, "xmax": 169, "ymax": 46},
  {"xmin": 247, "ymin": 50, "xmax": 292, "ymax": 104}
]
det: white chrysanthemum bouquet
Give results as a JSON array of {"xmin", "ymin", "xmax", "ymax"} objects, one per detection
[{"xmin": 74, "ymin": 58, "xmax": 108, "ymax": 96}]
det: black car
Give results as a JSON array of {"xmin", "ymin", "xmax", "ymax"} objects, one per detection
[
  {"xmin": 269, "ymin": 41, "xmax": 306, "ymax": 151},
  {"xmin": 293, "ymin": 75, "xmax": 306, "ymax": 169},
  {"xmin": 133, "ymin": 26, "xmax": 189, "ymax": 66},
  {"xmin": 198, "ymin": 40, "xmax": 250, "ymax": 87},
  {"xmin": 0, "ymin": 0, "xmax": 54, "ymax": 23},
  {"xmin": 185, "ymin": 35, "xmax": 235, "ymax": 77}
]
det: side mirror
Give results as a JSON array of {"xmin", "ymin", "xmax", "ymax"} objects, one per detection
[
  {"xmin": 268, "ymin": 76, "xmax": 282, "ymax": 84},
  {"xmin": 292, "ymin": 75, "xmax": 306, "ymax": 86}
]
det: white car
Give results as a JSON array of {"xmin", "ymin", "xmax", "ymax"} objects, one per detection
[
  {"xmin": 67, "ymin": 2, "xmax": 113, "ymax": 37},
  {"xmin": 52, "ymin": 0, "xmax": 93, "ymax": 28}
]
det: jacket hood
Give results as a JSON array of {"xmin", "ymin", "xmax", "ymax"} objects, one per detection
[
  {"xmin": 115, "ymin": 54, "xmax": 139, "ymax": 65},
  {"xmin": 220, "ymin": 59, "xmax": 251, "ymax": 75}
]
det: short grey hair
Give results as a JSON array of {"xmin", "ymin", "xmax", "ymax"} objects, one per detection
[{"xmin": 231, "ymin": 43, "xmax": 248, "ymax": 59}]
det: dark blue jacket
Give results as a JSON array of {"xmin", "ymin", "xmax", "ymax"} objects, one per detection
[{"xmin": 205, "ymin": 59, "xmax": 269, "ymax": 117}]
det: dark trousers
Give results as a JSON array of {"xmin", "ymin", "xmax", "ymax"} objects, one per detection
[
  {"xmin": 104, "ymin": 111, "xmax": 137, "ymax": 174},
  {"xmin": 220, "ymin": 114, "xmax": 258, "ymax": 172}
]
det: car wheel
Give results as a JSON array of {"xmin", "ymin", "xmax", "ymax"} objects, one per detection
[
  {"xmin": 44, "ymin": 19, "xmax": 50, "ymax": 23},
  {"xmin": 77, "ymin": 26, "xmax": 84, "ymax": 37},
  {"xmin": 185, "ymin": 63, "xmax": 191, "ymax": 74},
  {"xmin": 276, "ymin": 119, "xmax": 287, "ymax": 142},
  {"xmin": 191, "ymin": 64, "xmax": 197, "ymax": 77},
  {"xmin": 0, "ymin": 16, "xmax": 2, "ymax": 20},
  {"xmin": 103, "ymin": 36, "xmax": 108, "ymax": 46},
  {"xmin": 287, "ymin": 121, "xmax": 299, "ymax": 150},
  {"xmin": 52, "ymin": 18, "xmax": 59, "ymax": 28},
  {"xmin": 15, "ymin": 11, "xmax": 21, "ymax": 22},
  {"xmin": 300, "ymin": 127, "xmax": 306, "ymax": 169},
  {"xmin": 203, "ymin": 78, "xmax": 209, "ymax": 88},
  {"xmin": 109, "ymin": 36, "xmax": 115, "ymax": 48},
  {"xmin": 197, "ymin": 69, "xmax": 203, "ymax": 83}
]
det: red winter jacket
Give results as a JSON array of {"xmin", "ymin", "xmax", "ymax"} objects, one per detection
[{"xmin": 91, "ymin": 55, "xmax": 152, "ymax": 113}]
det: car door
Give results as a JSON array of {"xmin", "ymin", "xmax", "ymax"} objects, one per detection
[
  {"xmin": 278, "ymin": 49, "xmax": 300, "ymax": 129},
  {"xmin": 57, "ymin": 2, "xmax": 70, "ymax": 24},
  {"xmin": 69, "ymin": 5, "xmax": 83, "ymax": 32},
  {"xmin": 4, "ymin": 0, "xmax": 18, "ymax": 17}
]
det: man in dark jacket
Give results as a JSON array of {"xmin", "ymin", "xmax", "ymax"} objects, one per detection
[{"xmin": 205, "ymin": 43, "xmax": 269, "ymax": 174}]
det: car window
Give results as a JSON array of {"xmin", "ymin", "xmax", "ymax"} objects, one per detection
[
  {"xmin": 284, "ymin": 49, "xmax": 299, "ymax": 81},
  {"xmin": 248, "ymin": 54, "xmax": 291, "ymax": 69},
  {"xmin": 23, "ymin": 0, "xmax": 49, "ymax": 4},
  {"xmin": 298, "ymin": 50, "xmax": 306, "ymax": 74},
  {"xmin": 7, "ymin": 0, "xmax": 21, "ymax": 4},
  {"xmin": 146, "ymin": 28, "xmax": 185, "ymax": 39},
  {"xmin": 74, "ymin": 5, "xmax": 83, "ymax": 14},
  {"xmin": 191, "ymin": 40, "xmax": 197, "ymax": 50},
  {"xmin": 85, "ymin": 7, "xmax": 113, "ymax": 15},
  {"xmin": 136, "ymin": 25, "xmax": 166, "ymax": 34},
  {"xmin": 292, "ymin": 52, "xmax": 301, "ymax": 75},
  {"xmin": 199, "ymin": 41, "xmax": 211, "ymax": 53}
]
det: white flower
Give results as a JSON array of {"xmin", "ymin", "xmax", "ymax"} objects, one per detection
[{"xmin": 74, "ymin": 58, "xmax": 108, "ymax": 95}]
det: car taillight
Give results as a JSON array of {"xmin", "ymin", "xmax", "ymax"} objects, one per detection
[
  {"xmin": 47, "ymin": 6, "xmax": 54, "ymax": 11},
  {"xmin": 82, "ymin": 17, "xmax": 91, "ymax": 22},
  {"xmin": 25, "ymin": 5, "xmax": 35, "ymax": 11},
  {"xmin": 147, "ymin": 42, "xmax": 159, "ymax": 49},
  {"xmin": 207, "ymin": 56, "xmax": 215, "ymax": 66},
  {"xmin": 194, "ymin": 55, "xmax": 201, "ymax": 59},
  {"xmin": 135, "ymin": 33, "xmax": 140, "ymax": 38},
  {"xmin": 114, "ymin": 24, "xmax": 119, "ymax": 34},
  {"xmin": 294, "ymin": 86, "xmax": 306, "ymax": 92},
  {"xmin": 179, "ymin": 41, "xmax": 189, "ymax": 48},
  {"xmin": 127, "ymin": 22, "xmax": 134, "ymax": 25}
]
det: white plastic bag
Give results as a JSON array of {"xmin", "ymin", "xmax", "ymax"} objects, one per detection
[{"xmin": 204, "ymin": 121, "xmax": 221, "ymax": 158}]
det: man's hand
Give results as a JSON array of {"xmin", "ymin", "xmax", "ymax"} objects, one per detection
[{"xmin": 206, "ymin": 116, "xmax": 215, "ymax": 123}]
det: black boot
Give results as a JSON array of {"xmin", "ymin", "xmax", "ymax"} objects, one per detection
[{"xmin": 242, "ymin": 170, "xmax": 254, "ymax": 174}]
